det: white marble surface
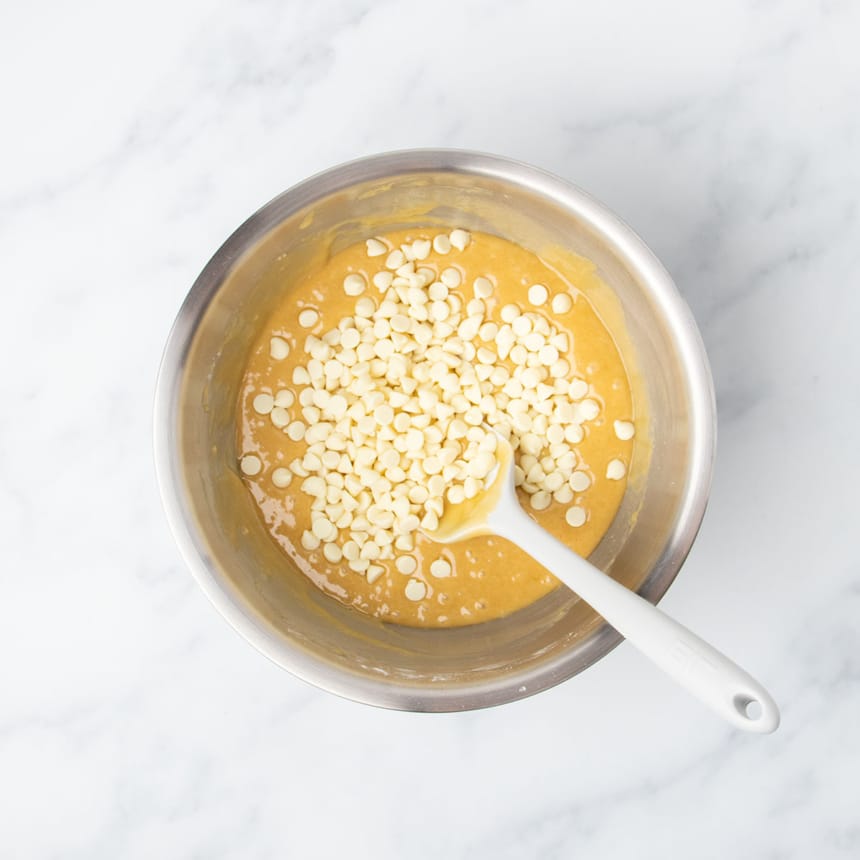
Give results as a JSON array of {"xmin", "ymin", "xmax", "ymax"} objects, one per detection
[{"xmin": 2, "ymin": 0, "xmax": 859, "ymax": 856}]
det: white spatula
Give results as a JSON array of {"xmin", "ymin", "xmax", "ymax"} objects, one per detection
[{"xmin": 428, "ymin": 434, "xmax": 780, "ymax": 733}]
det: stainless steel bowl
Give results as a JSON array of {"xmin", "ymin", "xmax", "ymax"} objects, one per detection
[{"xmin": 154, "ymin": 149, "xmax": 716, "ymax": 711}]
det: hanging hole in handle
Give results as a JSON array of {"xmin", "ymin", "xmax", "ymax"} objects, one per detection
[{"xmin": 733, "ymin": 694, "xmax": 763, "ymax": 720}]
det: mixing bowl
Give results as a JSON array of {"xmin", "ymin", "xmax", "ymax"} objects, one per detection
[{"xmin": 154, "ymin": 149, "xmax": 716, "ymax": 711}]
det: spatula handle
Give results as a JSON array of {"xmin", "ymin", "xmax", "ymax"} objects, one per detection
[{"xmin": 494, "ymin": 510, "xmax": 779, "ymax": 733}]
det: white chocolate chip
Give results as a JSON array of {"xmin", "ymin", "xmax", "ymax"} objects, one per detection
[
  {"xmin": 253, "ymin": 393, "xmax": 274, "ymax": 414},
  {"xmin": 538, "ymin": 344, "xmax": 559, "ymax": 365},
  {"xmin": 343, "ymin": 273, "xmax": 366, "ymax": 296},
  {"xmin": 528, "ymin": 284, "xmax": 549, "ymax": 306},
  {"xmin": 550, "ymin": 332, "xmax": 568, "ymax": 352},
  {"xmin": 440, "ymin": 267, "xmax": 462, "ymax": 288},
  {"xmin": 405, "ymin": 578, "xmax": 427, "ymax": 600},
  {"xmin": 479, "ymin": 322, "xmax": 498, "ymax": 341},
  {"xmin": 473, "ymin": 277, "xmax": 493, "ymax": 299},
  {"xmin": 373, "ymin": 271, "xmax": 393, "ymax": 291},
  {"xmin": 606, "ymin": 459, "xmax": 627, "ymax": 480},
  {"xmin": 430, "ymin": 300, "xmax": 450, "ymax": 322},
  {"xmin": 569, "ymin": 471, "xmax": 591, "ymax": 492},
  {"xmin": 449, "ymin": 229, "xmax": 471, "ymax": 251},
  {"xmin": 355, "ymin": 297, "xmax": 376, "ymax": 318},
  {"xmin": 385, "ymin": 249, "xmax": 406, "ymax": 269},
  {"xmin": 301, "ymin": 530, "xmax": 320, "ymax": 550},
  {"xmin": 544, "ymin": 471, "xmax": 565, "ymax": 492},
  {"xmin": 447, "ymin": 485, "xmax": 466, "ymax": 504},
  {"xmin": 272, "ymin": 467, "xmax": 292, "ymax": 488},
  {"xmin": 286, "ymin": 421, "xmax": 306, "ymax": 441},
  {"xmin": 614, "ymin": 420, "xmax": 635, "ymax": 441},
  {"xmin": 421, "ymin": 511, "xmax": 439, "ymax": 531},
  {"xmin": 366, "ymin": 238, "xmax": 387, "ymax": 257},
  {"xmin": 565, "ymin": 505, "xmax": 587, "ymax": 527},
  {"xmin": 312, "ymin": 517, "xmax": 337, "ymax": 541},
  {"xmin": 298, "ymin": 309, "xmax": 319, "ymax": 328},
  {"xmin": 274, "ymin": 389, "xmax": 295, "ymax": 408},
  {"xmin": 396, "ymin": 556, "xmax": 417, "ymax": 575},
  {"xmin": 551, "ymin": 293, "xmax": 573, "ymax": 314},
  {"xmin": 433, "ymin": 234, "xmax": 452, "ymax": 254},
  {"xmin": 553, "ymin": 485, "xmax": 574, "ymax": 504},
  {"xmin": 467, "ymin": 451, "xmax": 496, "ymax": 479},
  {"xmin": 568, "ymin": 379, "xmax": 588, "ymax": 400},
  {"xmin": 429, "ymin": 558, "xmax": 452, "ymax": 578},
  {"xmin": 323, "ymin": 542, "xmax": 343, "ymax": 563},
  {"xmin": 577, "ymin": 399, "xmax": 600, "ymax": 421},
  {"xmin": 428, "ymin": 281, "xmax": 448, "ymax": 301},
  {"xmin": 270, "ymin": 407, "xmax": 290, "ymax": 428},
  {"xmin": 366, "ymin": 565, "xmax": 385, "ymax": 584},
  {"xmin": 530, "ymin": 491, "xmax": 551, "ymax": 511},
  {"xmin": 240, "ymin": 454, "xmax": 262, "ymax": 476},
  {"xmin": 269, "ymin": 336, "xmax": 290, "ymax": 360}
]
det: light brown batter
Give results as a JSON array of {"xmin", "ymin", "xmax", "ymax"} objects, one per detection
[{"xmin": 237, "ymin": 229, "xmax": 635, "ymax": 627}]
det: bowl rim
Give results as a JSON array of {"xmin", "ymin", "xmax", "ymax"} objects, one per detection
[{"xmin": 153, "ymin": 147, "xmax": 717, "ymax": 712}]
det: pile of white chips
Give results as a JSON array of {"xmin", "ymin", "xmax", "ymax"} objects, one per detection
[{"xmin": 242, "ymin": 229, "xmax": 631, "ymax": 595}]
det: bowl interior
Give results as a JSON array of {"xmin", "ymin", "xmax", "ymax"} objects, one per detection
[{"xmin": 159, "ymin": 154, "xmax": 714, "ymax": 710}]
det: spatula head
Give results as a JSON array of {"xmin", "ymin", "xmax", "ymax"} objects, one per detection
[{"xmin": 422, "ymin": 432, "xmax": 516, "ymax": 544}]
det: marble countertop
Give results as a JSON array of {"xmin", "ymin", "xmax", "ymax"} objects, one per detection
[{"xmin": 3, "ymin": 1, "xmax": 859, "ymax": 856}]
